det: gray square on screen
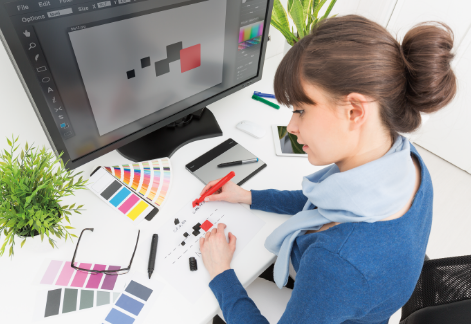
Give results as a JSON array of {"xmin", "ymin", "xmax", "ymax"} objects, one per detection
[
  {"xmin": 167, "ymin": 41, "xmax": 183, "ymax": 62},
  {"xmin": 155, "ymin": 59, "xmax": 170, "ymax": 77}
]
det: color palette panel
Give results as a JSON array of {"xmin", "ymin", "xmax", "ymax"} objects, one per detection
[
  {"xmin": 102, "ymin": 266, "xmax": 121, "ymax": 290},
  {"xmin": 85, "ymin": 264, "xmax": 107, "ymax": 288},
  {"xmin": 39, "ymin": 260, "xmax": 122, "ymax": 291},
  {"xmin": 55, "ymin": 261, "xmax": 75, "ymax": 286},
  {"xmin": 155, "ymin": 160, "xmax": 171, "ymax": 206},
  {"xmin": 40, "ymin": 260, "xmax": 62, "ymax": 285},
  {"xmin": 45, "ymin": 289, "xmax": 61, "ymax": 317},
  {"xmin": 70, "ymin": 263, "xmax": 92, "ymax": 287},
  {"xmin": 41, "ymin": 288, "xmax": 111, "ymax": 319},
  {"xmin": 239, "ymin": 21, "xmax": 264, "ymax": 43},
  {"xmin": 62, "ymin": 288, "xmax": 78, "ymax": 313},
  {"xmin": 89, "ymin": 167, "xmax": 159, "ymax": 222},
  {"xmin": 106, "ymin": 308, "xmax": 135, "ymax": 324},
  {"xmin": 104, "ymin": 279, "xmax": 157, "ymax": 324},
  {"xmin": 125, "ymin": 281, "xmax": 153, "ymax": 301},
  {"xmin": 115, "ymin": 294, "xmax": 144, "ymax": 316},
  {"xmin": 104, "ymin": 158, "xmax": 172, "ymax": 209}
]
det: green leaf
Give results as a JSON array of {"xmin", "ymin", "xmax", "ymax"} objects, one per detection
[
  {"xmin": 21, "ymin": 239, "xmax": 26, "ymax": 248},
  {"xmin": 5, "ymin": 219, "xmax": 16, "ymax": 228},
  {"xmin": 313, "ymin": 0, "xmax": 328, "ymax": 18},
  {"xmin": 289, "ymin": 0, "xmax": 306, "ymax": 38},
  {"xmin": 270, "ymin": 19, "xmax": 298, "ymax": 45},
  {"xmin": 321, "ymin": 0, "xmax": 337, "ymax": 20},
  {"xmin": 64, "ymin": 226, "xmax": 74, "ymax": 229},
  {"xmin": 48, "ymin": 238, "xmax": 55, "ymax": 249},
  {"xmin": 288, "ymin": 133, "xmax": 305, "ymax": 154},
  {"xmin": 278, "ymin": 126, "xmax": 288, "ymax": 140},
  {"xmin": 272, "ymin": 0, "xmax": 290, "ymax": 32},
  {"xmin": 7, "ymin": 138, "xmax": 12, "ymax": 147}
]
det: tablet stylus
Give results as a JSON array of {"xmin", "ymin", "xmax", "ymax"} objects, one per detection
[{"xmin": 217, "ymin": 158, "xmax": 258, "ymax": 168}]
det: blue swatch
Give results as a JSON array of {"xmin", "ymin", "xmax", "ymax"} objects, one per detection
[
  {"xmin": 125, "ymin": 280, "xmax": 153, "ymax": 301},
  {"xmin": 109, "ymin": 187, "xmax": 131, "ymax": 207},
  {"xmin": 116, "ymin": 294, "xmax": 144, "ymax": 316},
  {"xmin": 105, "ymin": 308, "xmax": 135, "ymax": 324}
]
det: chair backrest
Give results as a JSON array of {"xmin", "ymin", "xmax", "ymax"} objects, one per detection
[{"xmin": 400, "ymin": 255, "xmax": 471, "ymax": 324}]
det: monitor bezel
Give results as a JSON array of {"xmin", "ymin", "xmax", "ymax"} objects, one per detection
[{"xmin": 0, "ymin": 0, "xmax": 275, "ymax": 169}]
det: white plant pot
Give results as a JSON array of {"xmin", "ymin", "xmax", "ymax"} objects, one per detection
[{"xmin": 283, "ymin": 41, "xmax": 293, "ymax": 55}]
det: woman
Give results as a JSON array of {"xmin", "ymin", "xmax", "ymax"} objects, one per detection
[{"xmin": 199, "ymin": 15, "xmax": 456, "ymax": 324}]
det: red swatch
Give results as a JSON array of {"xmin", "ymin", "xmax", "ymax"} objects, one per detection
[
  {"xmin": 180, "ymin": 44, "xmax": 201, "ymax": 73},
  {"xmin": 201, "ymin": 220, "xmax": 213, "ymax": 232}
]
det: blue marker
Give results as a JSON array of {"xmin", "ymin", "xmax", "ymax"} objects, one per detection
[{"xmin": 254, "ymin": 91, "xmax": 276, "ymax": 99}]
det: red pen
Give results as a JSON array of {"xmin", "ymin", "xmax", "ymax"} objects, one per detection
[{"xmin": 192, "ymin": 171, "xmax": 235, "ymax": 207}]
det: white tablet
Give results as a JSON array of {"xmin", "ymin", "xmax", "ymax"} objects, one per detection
[{"xmin": 271, "ymin": 125, "xmax": 308, "ymax": 157}]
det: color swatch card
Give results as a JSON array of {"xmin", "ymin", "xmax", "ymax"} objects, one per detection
[
  {"xmin": 103, "ymin": 274, "xmax": 163, "ymax": 324},
  {"xmin": 152, "ymin": 200, "xmax": 265, "ymax": 303},
  {"xmin": 88, "ymin": 167, "xmax": 160, "ymax": 224},
  {"xmin": 33, "ymin": 287, "xmax": 121, "ymax": 321},
  {"xmin": 104, "ymin": 158, "xmax": 172, "ymax": 209},
  {"xmin": 37, "ymin": 259, "xmax": 126, "ymax": 292}
]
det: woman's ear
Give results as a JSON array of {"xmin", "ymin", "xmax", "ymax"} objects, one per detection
[{"xmin": 344, "ymin": 93, "xmax": 370, "ymax": 129}]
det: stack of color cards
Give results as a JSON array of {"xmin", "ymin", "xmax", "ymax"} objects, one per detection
[
  {"xmin": 103, "ymin": 158, "xmax": 172, "ymax": 209},
  {"xmin": 88, "ymin": 166, "xmax": 166, "ymax": 224},
  {"xmin": 104, "ymin": 279, "xmax": 160, "ymax": 324}
]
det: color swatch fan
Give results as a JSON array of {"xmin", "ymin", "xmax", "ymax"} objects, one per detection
[{"xmin": 104, "ymin": 158, "xmax": 172, "ymax": 209}]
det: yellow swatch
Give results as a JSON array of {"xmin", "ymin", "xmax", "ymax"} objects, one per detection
[{"xmin": 127, "ymin": 200, "xmax": 149, "ymax": 220}]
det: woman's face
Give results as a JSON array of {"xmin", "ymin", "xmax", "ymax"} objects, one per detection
[{"xmin": 286, "ymin": 81, "xmax": 356, "ymax": 167}]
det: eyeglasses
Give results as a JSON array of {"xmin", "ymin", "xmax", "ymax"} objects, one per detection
[{"xmin": 71, "ymin": 228, "xmax": 140, "ymax": 275}]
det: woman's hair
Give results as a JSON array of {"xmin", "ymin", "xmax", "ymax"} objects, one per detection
[{"xmin": 274, "ymin": 15, "xmax": 457, "ymax": 138}]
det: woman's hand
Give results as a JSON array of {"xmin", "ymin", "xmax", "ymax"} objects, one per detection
[
  {"xmin": 199, "ymin": 223, "xmax": 237, "ymax": 280},
  {"xmin": 200, "ymin": 179, "xmax": 252, "ymax": 204}
]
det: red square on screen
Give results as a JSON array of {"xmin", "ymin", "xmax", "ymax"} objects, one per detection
[
  {"xmin": 201, "ymin": 220, "xmax": 213, "ymax": 232},
  {"xmin": 180, "ymin": 44, "xmax": 201, "ymax": 73}
]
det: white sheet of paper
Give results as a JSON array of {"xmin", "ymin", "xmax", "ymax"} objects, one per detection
[{"xmin": 154, "ymin": 200, "xmax": 265, "ymax": 303}]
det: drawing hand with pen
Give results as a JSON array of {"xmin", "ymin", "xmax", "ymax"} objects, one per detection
[
  {"xmin": 198, "ymin": 177, "xmax": 252, "ymax": 279},
  {"xmin": 199, "ymin": 178, "xmax": 252, "ymax": 205}
]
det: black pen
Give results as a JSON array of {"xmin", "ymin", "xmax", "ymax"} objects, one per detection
[
  {"xmin": 217, "ymin": 158, "xmax": 258, "ymax": 168},
  {"xmin": 148, "ymin": 234, "xmax": 158, "ymax": 279}
]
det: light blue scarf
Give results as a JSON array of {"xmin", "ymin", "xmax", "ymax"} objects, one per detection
[{"xmin": 264, "ymin": 135, "xmax": 416, "ymax": 288}]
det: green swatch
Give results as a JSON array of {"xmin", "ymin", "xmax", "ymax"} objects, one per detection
[
  {"xmin": 79, "ymin": 290, "xmax": 94, "ymax": 310},
  {"xmin": 62, "ymin": 288, "xmax": 78, "ymax": 313},
  {"xmin": 97, "ymin": 291, "xmax": 110, "ymax": 306}
]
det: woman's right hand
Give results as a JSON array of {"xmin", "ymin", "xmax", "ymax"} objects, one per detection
[{"xmin": 200, "ymin": 179, "xmax": 252, "ymax": 205}]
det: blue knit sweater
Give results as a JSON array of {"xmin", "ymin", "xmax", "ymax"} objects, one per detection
[{"xmin": 209, "ymin": 143, "xmax": 433, "ymax": 324}]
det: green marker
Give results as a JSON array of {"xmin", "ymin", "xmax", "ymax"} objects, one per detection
[{"xmin": 252, "ymin": 94, "xmax": 280, "ymax": 110}]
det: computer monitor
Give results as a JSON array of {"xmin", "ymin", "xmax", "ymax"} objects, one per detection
[{"xmin": 0, "ymin": 0, "xmax": 274, "ymax": 169}]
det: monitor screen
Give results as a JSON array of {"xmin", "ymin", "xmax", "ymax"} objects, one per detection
[{"xmin": 0, "ymin": 0, "xmax": 272, "ymax": 168}]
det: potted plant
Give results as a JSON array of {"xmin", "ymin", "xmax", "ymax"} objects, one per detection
[
  {"xmin": 270, "ymin": 0, "xmax": 338, "ymax": 53},
  {"xmin": 0, "ymin": 136, "xmax": 87, "ymax": 257}
]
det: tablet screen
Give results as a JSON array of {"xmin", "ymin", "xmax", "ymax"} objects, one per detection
[{"xmin": 277, "ymin": 126, "xmax": 306, "ymax": 155}]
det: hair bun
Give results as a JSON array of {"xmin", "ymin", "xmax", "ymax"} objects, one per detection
[{"xmin": 401, "ymin": 21, "xmax": 457, "ymax": 114}]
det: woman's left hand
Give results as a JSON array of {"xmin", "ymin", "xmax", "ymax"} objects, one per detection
[{"xmin": 199, "ymin": 223, "xmax": 237, "ymax": 280}]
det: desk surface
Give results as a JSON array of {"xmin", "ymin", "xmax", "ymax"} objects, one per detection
[{"xmin": 0, "ymin": 44, "xmax": 326, "ymax": 324}]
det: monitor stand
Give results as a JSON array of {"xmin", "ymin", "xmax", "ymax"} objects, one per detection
[{"xmin": 116, "ymin": 107, "xmax": 222, "ymax": 162}]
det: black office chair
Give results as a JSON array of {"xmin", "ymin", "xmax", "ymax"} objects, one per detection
[{"xmin": 400, "ymin": 255, "xmax": 471, "ymax": 324}]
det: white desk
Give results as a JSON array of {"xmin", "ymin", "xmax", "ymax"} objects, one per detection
[{"xmin": 0, "ymin": 44, "xmax": 326, "ymax": 324}]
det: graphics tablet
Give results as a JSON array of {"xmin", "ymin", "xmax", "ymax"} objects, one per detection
[{"xmin": 186, "ymin": 138, "xmax": 267, "ymax": 185}]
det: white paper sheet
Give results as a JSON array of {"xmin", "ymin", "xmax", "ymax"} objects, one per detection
[{"xmin": 154, "ymin": 200, "xmax": 265, "ymax": 303}]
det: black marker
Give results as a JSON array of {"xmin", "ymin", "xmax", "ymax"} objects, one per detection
[{"xmin": 148, "ymin": 234, "xmax": 158, "ymax": 279}]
